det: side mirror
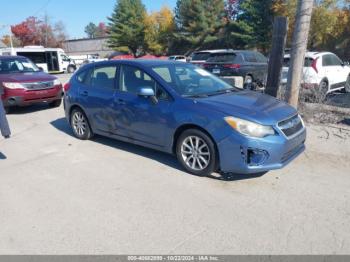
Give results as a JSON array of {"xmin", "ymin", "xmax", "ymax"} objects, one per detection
[{"xmin": 138, "ymin": 87, "xmax": 158, "ymax": 104}]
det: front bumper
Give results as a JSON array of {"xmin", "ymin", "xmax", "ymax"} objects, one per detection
[
  {"xmin": 2, "ymin": 85, "xmax": 63, "ymax": 107},
  {"xmin": 217, "ymin": 128, "xmax": 306, "ymax": 174}
]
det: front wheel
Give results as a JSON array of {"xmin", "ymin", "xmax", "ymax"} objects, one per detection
[
  {"xmin": 176, "ymin": 129, "xmax": 217, "ymax": 177},
  {"xmin": 344, "ymin": 75, "xmax": 350, "ymax": 93},
  {"xmin": 70, "ymin": 108, "xmax": 93, "ymax": 140}
]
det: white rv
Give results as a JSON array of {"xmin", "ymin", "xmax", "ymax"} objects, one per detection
[{"xmin": 0, "ymin": 46, "xmax": 77, "ymax": 73}]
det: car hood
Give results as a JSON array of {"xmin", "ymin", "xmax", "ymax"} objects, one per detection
[
  {"xmin": 197, "ymin": 91, "xmax": 297, "ymax": 125},
  {"xmin": 0, "ymin": 72, "xmax": 56, "ymax": 83}
]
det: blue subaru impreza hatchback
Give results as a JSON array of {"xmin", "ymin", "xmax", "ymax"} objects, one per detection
[{"xmin": 64, "ymin": 60, "xmax": 306, "ymax": 176}]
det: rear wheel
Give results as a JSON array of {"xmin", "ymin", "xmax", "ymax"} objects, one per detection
[
  {"xmin": 4, "ymin": 106, "xmax": 10, "ymax": 114},
  {"xmin": 49, "ymin": 99, "xmax": 62, "ymax": 108},
  {"xmin": 309, "ymin": 80, "xmax": 328, "ymax": 103},
  {"xmin": 67, "ymin": 65, "xmax": 76, "ymax": 74},
  {"xmin": 70, "ymin": 108, "xmax": 93, "ymax": 140},
  {"xmin": 176, "ymin": 129, "xmax": 217, "ymax": 177}
]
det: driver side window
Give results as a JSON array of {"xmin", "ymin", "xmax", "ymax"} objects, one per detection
[{"xmin": 119, "ymin": 65, "xmax": 169, "ymax": 100}]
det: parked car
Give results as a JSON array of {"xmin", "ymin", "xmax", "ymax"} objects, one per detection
[
  {"xmin": 189, "ymin": 49, "xmax": 232, "ymax": 66},
  {"xmin": 281, "ymin": 52, "xmax": 350, "ymax": 96},
  {"xmin": 202, "ymin": 50, "xmax": 268, "ymax": 89},
  {"xmin": 168, "ymin": 55, "xmax": 187, "ymax": 62},
  {"xmin": 0, "ymin": 56, "xmax": 63, "ymax": 114},
  {"xmin": 64, "ymin": 60, "xmax": 306, "ymax": 177}
]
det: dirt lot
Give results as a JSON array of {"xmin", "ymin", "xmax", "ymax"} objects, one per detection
[{"xmin": 0, "ymin": 74, "xmax": 349, "ymax": 254}]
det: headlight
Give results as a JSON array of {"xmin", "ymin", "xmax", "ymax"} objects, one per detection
[
  {"xmin": 2, "ymin": 82, "xmax": 25, "ymax": 89},
  {"xmin": 224, "ymin": 116, "xmax": 275, "ymax": 138},
  {"xmin": 53, "ymin": 79, "xmax": 61, "ymax": 86}
]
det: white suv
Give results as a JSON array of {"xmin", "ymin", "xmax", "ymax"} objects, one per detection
[{"xmin": 281, "ymin": 52, "xmax": 350, "ymax": 95}]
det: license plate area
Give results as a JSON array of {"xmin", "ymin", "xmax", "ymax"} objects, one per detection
[{"xmin": 212, "ymin": 69, "xmax": 220, "ymax": 74}]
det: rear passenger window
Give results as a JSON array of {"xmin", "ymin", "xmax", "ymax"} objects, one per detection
[{"xmin": 91, "ymin": 66, "xmax": 117, "ymax": 89}]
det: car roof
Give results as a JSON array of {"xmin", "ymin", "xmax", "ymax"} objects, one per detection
[
  {"xmin": 284, "ymin": 51, "xmax": 336, "ymax": 59},
  {"xmin": 194, "ymin": 49, "xmax": 259, "ymax": 55},
  {"xmin": 85, "ymin": 59, "xmax": 188, "ymax": 68},
  {"xmin": 0, "ymin": 55, "xmax": 28, "ymax": 60}
]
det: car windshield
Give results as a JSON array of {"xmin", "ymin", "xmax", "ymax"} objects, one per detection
[
  {"xmin": 0, "ymin": 57, "xmax": 40, "ymax": 74},
  {"xmin": 151, "ymin": 64, "xmax": 237, "ymax": 97}
]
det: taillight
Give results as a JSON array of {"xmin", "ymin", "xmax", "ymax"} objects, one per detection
[
  {"xmin": 223, "ymin": 64, "xmax": 241, "ymax": 69},
  {"xmin": 202, "ymin": 64, "xmax": 210, "ymax": 68},
  {"xmin": 311, "ymin": 58, "xmax": 318, "ymax": 73},
  {"xmin": 63, "ymin": 83, "xmax": 71, "ymax": 92}
]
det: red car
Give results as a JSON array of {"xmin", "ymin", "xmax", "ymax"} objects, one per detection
[{"xmin": 0, "ymin": 56, "xmax": 63, "ymax": 114}]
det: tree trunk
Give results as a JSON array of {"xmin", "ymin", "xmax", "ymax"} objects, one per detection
[{"xmin": 285, "ymin": 0, "xmax": 314, "ymax": 108}]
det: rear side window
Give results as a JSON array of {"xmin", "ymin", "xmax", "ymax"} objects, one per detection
[
  {"xmin": 192, "ymin": 52, "xmax": 211, "ymax": 61},
  {"xmin": 255, "ymin": 52, "xmax": 268, "ymax": 63},
  {"xmin": 91, "ymin": 66, "xmax": 117, "ymax": 89},
  {"xmin": 207, "ymin": 53, "xmax": 237, "ymax": 63},
  {"xmin": 243, "ymin": 52, "xmax": 257, "ymax": 62}
]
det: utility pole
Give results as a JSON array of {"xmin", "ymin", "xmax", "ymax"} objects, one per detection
[
  {"xmin": 44, "ymin": 13, "xmax": 48, "ymax": 47},
  {"xmin": 285, "ymin": 0, "xmax": 314, "ymax": 108},
  {"xmin": 265, "ymin": 17, "xmax": 288, "ymax": 98}
]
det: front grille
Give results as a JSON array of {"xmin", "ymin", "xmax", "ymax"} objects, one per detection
[
  {"xmin": 278, "ymin": 114, "xmax": 304, "ymax": 138},
  {"xmin": 22, "ymin": 81, "xmax": 54, "ymax": 91}
]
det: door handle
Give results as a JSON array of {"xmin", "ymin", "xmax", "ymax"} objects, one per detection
[{"xmin": 80, "ymin": 91, "xmax": 88, "ymax": 97}]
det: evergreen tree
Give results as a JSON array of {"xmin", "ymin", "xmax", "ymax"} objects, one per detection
[
  {"xmin": 175, "ymin": 0, "xmax": 226, "ymax": 51},
  {"xmin": 108, "ymin": 0, "xmax": 146, "ymax": 56},
  {"xmin": 238, "ymin": 0, "xmax": 274, "ymax": 52}
]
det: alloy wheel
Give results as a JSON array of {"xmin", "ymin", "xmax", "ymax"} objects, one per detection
[
  {"xmin": 181, "ymin": 136, "xmax": 211, "ymax": 171},
  {"xmin": 72, "ymin": 111, "xmax": 87, "ymax": 137}
]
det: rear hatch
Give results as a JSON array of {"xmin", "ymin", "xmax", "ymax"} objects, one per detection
[
  {"xmin": 202, "ymin": 52, "xmax": 240, "ymax": 76},
  {"xmin": 282, "ymin": 56, "xmax": 318, "ymax": 84}
]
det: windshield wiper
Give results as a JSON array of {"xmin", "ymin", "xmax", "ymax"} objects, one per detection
[
  {"xmin": 206, "ymin": 88, "xmax": 237, "ymax": 96},
  {"xmin": 183, "ymin": 94, "xmax": 209, "ymax": 98}
]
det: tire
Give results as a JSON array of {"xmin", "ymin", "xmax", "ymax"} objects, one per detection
[
  {"xmin": 67, "ymin": 66, "xmax": 75, "ymax": 74},
  {"xmin": 344, "ymin": 75, "xmax": 350, "ymax": 93},
  {"xmin": 70, "ymin": 108, "xmax": 93, "ymax": 140},
  {"xmin": 317, "ymin": 80, "xmax": 329, "ymax": 102},
  {"xmin": 244, "ymin": 75, "xmax": 254, "ymax": 90},
  {"xmin": 49, "ymin": 99, "xmax": 62, "ymax": 108},
  {"xmin": 176, "ymin": 129, "xmax": 217, "ymax": 177}
]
